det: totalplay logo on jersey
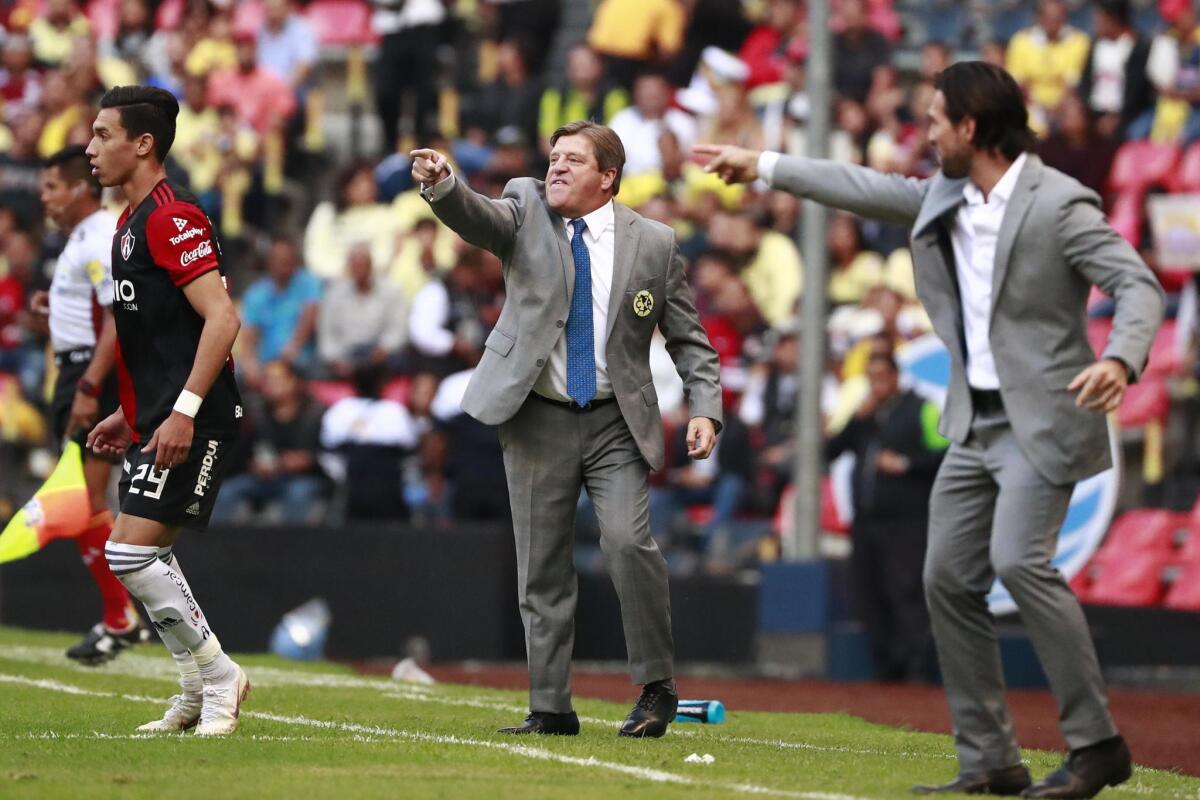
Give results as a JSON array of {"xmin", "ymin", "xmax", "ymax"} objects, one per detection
[{"xmin": 169, "ymin": 227, "xmax": 204, "ymax": 246}]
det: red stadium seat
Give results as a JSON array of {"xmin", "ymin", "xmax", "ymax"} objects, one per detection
[
  {"xmin": 1143, "ymin": 319, "xmax": 1181, "ymax": 378},
  {"xmin": 1082, "ymin": 549, "xmax": 1173, "ymax": 607},
  {"xmin": 1087, "ymin": 317, "xmax": 1113, "ymax": 358},
  {"xmin": 1107, "ymin": 140, "xmax": 1180, "ymax": 196},
  {"xmin": 1106, "ymin": 190, "xmax": 1142, "ymax": 248},
  {"xmin": 1096, "ymin": 509, "xmax": 1181, "ymax": 559},
  {"xmin": 380, "ymin": 376, "xmax": 412, "ymax": 406},
  {"xmin": 1169, "ymin": 141, "xmax": 1200, "ymax": 193},
  {"xmin": 1116, "ymin": 377, "xmax": 1169, "ymax": 429},
  {"xmin": 1163, "ymin": 558, "xmax": 1200, "ymax": 611},
  {"xmin": 308, "ymin": 379, "xmax": 355, "ymax": 406},
  {"xmin": 306, "ymin": 0, "xmax": 377, "ymax": 47}
]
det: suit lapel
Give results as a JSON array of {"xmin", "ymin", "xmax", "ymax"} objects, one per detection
[
  {"xmin": 606, "ymin": 203, "xmax": 640, "ymax": 342},
  {"xmin": 913, "ymin": 173, "xmax": 967, "ymax": 236},
  {"xmin": 546, "ymin": 201, "xmax": 575, "ymax": 304},
  {"xmin": 989, "ymin": 155, "xmax": 1041, "ymax": 323}
]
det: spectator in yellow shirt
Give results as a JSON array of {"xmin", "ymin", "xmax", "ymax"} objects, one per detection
[
  {"xmin": 828, "ymin": 213, "xmax": 884, "ymax": 307},
  {"xmin": 28, "ymin": 0, "xmax": 90, "ymax": 67},
  {"xmin": 588, "ymin": 0, "xmax": 685, "ymax": 89},
  {"xmin": 1005, "ymin": 0, "xmax": 1090, "ymax": 132},
  {"xmin": 538, "ymin": 44, "xmax": 629, "ymax": 155},
  {"xmin": 709, "ymin": 209, "xmax": 803, "ymax": 328}
]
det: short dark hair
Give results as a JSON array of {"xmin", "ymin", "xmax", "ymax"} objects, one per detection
[
  {"xmin": 44, "ymin": 145, "xmax": 102, "ymax": 197},
  {"xmin": 98, "ymin": 85, "xmax": 179, "ymax": 162},
  {"xmin": 1096, "ymin": 0, "xmax": 1131, "ymax": 25},
  {"xmin": 934, "ymin": 62, "xmax": 1036, "ymax": 160},
  {"xmin": 550, "ymin": 120, "xmax": 626, "ymax": 195}
]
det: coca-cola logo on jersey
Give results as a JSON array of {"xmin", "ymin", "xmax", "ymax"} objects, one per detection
[{"xmin": 180, "ymin": 240, "xmax": 213, "ymax": 267}]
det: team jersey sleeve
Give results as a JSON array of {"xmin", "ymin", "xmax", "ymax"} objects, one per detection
[{"xmin": 146, "ymin": 203, "xmax": 220, "ymax": 287}]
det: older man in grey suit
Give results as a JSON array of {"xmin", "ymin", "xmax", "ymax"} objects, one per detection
[
  {"xmin": 411, "ymin": 121, "xmax": 722, "ymax": 738},
  {"xmin": 699, "ymin": 62, "xmax": 1164, "ymax": 798}
]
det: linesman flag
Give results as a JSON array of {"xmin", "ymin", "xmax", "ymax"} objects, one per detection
[{"xmin": 0, "ymin": 442, "xmax": 92, "ymax": 564}]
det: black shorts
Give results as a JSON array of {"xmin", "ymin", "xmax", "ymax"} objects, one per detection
[
  {"xmin": 118, "ymin": 437, "xmax": 233, "ymax": 531},
  {"xmin": 52, "ymin": 349, "xmax": 120, "ymax": 446}
]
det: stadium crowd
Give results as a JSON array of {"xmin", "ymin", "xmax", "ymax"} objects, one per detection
[{"xmin": 0, "ymin": 0, "xmax": 1197, "ymax": 580}]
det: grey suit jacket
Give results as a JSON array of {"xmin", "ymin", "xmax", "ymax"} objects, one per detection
[
  {"xmin": 426, "ymin": 176, "xmax": 722, "ymax": 472},
  {"xmin": 771, "ymin": 153, "xmax": 1165, "ymax": 484}
]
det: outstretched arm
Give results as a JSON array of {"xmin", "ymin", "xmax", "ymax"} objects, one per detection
[
  {"xmin": 412, "ymin": 148, "xmax": 523, "ymax": 259},
  {"xmin": 694, "ymin": 144, "xmax": 928, "ymax": 226}
]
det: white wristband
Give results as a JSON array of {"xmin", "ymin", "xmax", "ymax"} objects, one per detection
[{"xmin": 173, "ymin": 390, "xmax": 203, "ymax": 418}]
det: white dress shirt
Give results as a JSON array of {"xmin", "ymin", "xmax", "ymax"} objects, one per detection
[
  {"xmin": 951, "ymin": 152, "xmax": 1027, "ymax": 389},
  {"xmin": 533, "ymin": 200, "xmax": 616, "ymax": 402},
  {"xmin": 757, "ymin": 150, "xmax": 1029, "ymax": 389}
]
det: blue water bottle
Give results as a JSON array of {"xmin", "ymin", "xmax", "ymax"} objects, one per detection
[{"xmin": 674, "ymin": 699, "xmax": 725, "ymax": 724}]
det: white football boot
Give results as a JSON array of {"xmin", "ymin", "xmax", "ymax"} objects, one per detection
[
  {"xmin": 136, "ymin": 692, "xmax": 203, "ymax": 732},
  {"xmin": 194, "ymin": 663, "xmax": 251, "ymax": 736}
]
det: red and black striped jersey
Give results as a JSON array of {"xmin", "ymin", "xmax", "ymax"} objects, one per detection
[{"xmin": 111, "ymin": 178, "xmax": 242, "ymax": 443}]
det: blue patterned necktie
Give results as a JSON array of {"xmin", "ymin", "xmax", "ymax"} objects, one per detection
[{"xmin": 566, "ymin": 218, "xmax": 596, "ymax": 406}]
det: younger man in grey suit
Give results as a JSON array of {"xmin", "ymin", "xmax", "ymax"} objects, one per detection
[
  {"xmin": 411, "ymin": 121, "xmax": 722, "ymax": 738},
  {"xmin": 699, "ymin": 62, "xmax": 1164, "ymax": 798}
]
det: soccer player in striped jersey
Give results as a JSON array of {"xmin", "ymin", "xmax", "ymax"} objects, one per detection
[
  {"xmin": 32, "ymin": 145, "xmax": 152, "ymax": 664},
  {"xmin": 84, "ymin": 85, "xmax": 249, "ymax": 736}
]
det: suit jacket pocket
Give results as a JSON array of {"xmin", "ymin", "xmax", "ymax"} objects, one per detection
[
  {"xmin": 641, "ymin": 381, "xmax": 658, "ymax": 406},
  {"xmin": 1041, "ymin": 363, "xmax": 1091, "ymax": 391},
  {"xmin": 484, "ymin": 328, "xmax": 515, "ymax": 357}
]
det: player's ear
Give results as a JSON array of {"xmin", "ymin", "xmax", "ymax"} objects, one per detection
[{"xmin": 135, "ymin": 132, "xmax": 156, "ymax": 159}]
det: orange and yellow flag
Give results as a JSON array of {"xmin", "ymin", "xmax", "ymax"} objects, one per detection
[{"xmin": 0, "ymin": 442, "xmax": 92, "ymax": 564}]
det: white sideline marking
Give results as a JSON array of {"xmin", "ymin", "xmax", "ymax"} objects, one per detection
[{"xmin": 0, "ymin": 671, "xmax": 865, "ymax": 800}]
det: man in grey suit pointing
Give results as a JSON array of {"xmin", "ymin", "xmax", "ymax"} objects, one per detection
[
  {"xmin": 412, "ymin": 121, "xmax": 722, "ymax": 738},
  {"xmin": 699, "ymin": 62, "xmax": 1163, "ymax": 798}
]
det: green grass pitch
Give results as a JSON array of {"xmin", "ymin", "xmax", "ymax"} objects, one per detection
[{"xmin": 0, "ymin": 627, "xmax": 1196, "ymax": 799}]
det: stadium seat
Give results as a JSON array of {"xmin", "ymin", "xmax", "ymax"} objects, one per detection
[
  {"xmin": 1169, "ymin": 141, "xmax": 1200, "ymax": 193},
  {"xmin": 306, "ymin": 0, "xmax": 377, "ymax": 47},
  {"xmin": 1143, "ymin": 319, "xmax": 1181, "ymax": 378},
  {"xmin": 1107, "ymin": 140, "xmax": 1181, "ymax": 197},
  {"xmin": 1163, "ymin": 557, "xmax": 1200, "ymax": 611},
  {"xmin": 308, "ymin": 380, "xmax": 355, "ymax": 407},
  {"xmin": 1106, "ymin": 190, "xmax": 1142, "ymax": 247},
  {"xmin": 1087, "ymin": 317, "xmax": 1114, "ymax": 358},
  {"xmin": 1116, "ymin": 376, "xmax": 1169, "ymax": 429},
  {"xmin": 380, "ymin": 376, "xmax": 412, "ymax": 406},
  {"xmin": 1095, "ymin": 508, "xmax": 1181, "ymax": 560},
  {"xmin": 1081, "ymin": 549, "xmax": 1173, "ymax": 607}
]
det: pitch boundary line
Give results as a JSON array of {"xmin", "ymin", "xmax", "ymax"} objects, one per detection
[{"xmin": 0, "ymin": 671, "xmax": 864, "ymax": 800}]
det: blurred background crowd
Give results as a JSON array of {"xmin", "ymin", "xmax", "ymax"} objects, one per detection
[{"xmin": 2, "ymin": 0, "xmax": 1199, "ymax": 589}]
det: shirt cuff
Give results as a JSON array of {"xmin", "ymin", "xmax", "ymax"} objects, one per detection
[
  {"xmin": 421, "ymin": 169, "xmax": 456, "ymax": 202},
  {"xmin": 757, "ymin": 151, "xmax": 781, "ymax": 186}
]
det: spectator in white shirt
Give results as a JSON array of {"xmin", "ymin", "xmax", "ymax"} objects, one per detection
[
  {"xmin": 609, "ymin": 73, "xmax": 698, "ymax": 176},
  {"xmin": 317, "ymin": 243, "xmax": 408, "ymax": 379}
]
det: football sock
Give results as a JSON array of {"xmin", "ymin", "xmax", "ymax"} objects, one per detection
[
  {"xmin": 76, "ymin": 511, "xmax": 131, "ymax": 631},
  {"xmin": 104, "ymin": 542, "xmax": 216, "ymax": 655},
  {"xmin": 155, "ymin": 547, "xmax": 202, "ymax": 695}
]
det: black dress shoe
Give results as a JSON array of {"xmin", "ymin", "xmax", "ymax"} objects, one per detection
[
  {"xmin": 618, "ymin": 678, "xmax": 678, "ymax": 738},
  {"xmin": 1022, "ymin": 736, "xmax": 1132, "ymax": 798},
  {"xmin": 912, "ymin": 764, "xmax": 1032, "ymax": 795},
  {"xmin": 497, "ymin": 711, "xmax": 580, "ymax": 735}
]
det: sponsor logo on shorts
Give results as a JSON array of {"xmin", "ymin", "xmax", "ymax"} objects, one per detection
[
  {"xmin": 194, "ymin": 439, "xmax": 220, "ymax": 497},
  {"xmin": 169, "ymin": 227, "xmax": 204, "ymax": 246},
  {"xmin": 180, "ymin": 240, "xmax": 213, "ymax": 267}
]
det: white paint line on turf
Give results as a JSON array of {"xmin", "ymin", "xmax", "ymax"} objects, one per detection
[{"xmin": 0, "ymin": 671, "xmax": 866, "ymax": 800}]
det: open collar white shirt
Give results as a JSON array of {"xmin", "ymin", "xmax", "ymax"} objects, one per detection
[
  {"xmin": 951, "ymin": 152, "xmax": 1028, "ymax": 390},
  {"xmin": 533, "ymin": 199, "xmax": 617, "ymax": 402}
]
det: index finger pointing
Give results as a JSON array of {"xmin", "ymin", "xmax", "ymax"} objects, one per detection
[{"xmin": 409, "ymin": 149, "xmax": 440, "ymax": 161}]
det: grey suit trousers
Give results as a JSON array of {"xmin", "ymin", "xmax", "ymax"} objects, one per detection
[
  {"xmin": 924, "ymin": 408, "xmax": 1118, "ymax": 772},
  {"xmin": 498, "ymin": 394, "xmax": 674, "ymax": 713}
]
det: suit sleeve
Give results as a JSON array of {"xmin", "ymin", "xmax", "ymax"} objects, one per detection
[
  {"xmin": 659, "ymin": 235, "xmax": 723, "ymax": 430},
  {"xmin": 1056, "ymin": 191, "xmax": 1165, "ymax": 380},
  {"xmin": 425, "ymin": 173, "xmax": 526, "ymax": 261},
  {"xmin": 768, "ymin": 155, "xmax": 928, "ymax": 226},
  {"xmin": 146, "ymin": 203, "xmax": 220, "ymax": 287}
]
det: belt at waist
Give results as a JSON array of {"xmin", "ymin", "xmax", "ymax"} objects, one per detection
[
  {"xmin": 970, "ymin": 388, "xmax": 1005, "ymax": 415},
  {"xmin": 54, "ymin": 348, "xmax": 94, "ymax": 367},
  {"xmin": 531, "ymin": 393, "xmax": 617, "ymax": 413}
]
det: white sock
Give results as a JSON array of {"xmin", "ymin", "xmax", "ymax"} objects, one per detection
[
  {"xmin": 104, "ymin": 542, "xmax": 215, "ymax": 654},
  {"xmin": 155, "ymin": 547, "xmax": 202, "ymax": 696},
  {"xmin": 193, "ymin": 635, "xmax": 236, "ymax": 684}
]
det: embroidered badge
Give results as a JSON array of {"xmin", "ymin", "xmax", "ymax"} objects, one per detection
[
  {"xmin": 120, "ymin": 229, "xmax": 135, "ymax": 261},
  {"xmin": 633, "ymin": 289, "xmax": 654, "ymax": 317}
]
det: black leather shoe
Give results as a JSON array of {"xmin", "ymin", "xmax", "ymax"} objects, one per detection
[
  {"xmin": 618, "ymin": 678, "xmax": 678, "ymax": 738},
  {"xmin": 1022, "ymin": 736, "xmax": 1132, "ymax": 798},
  {"xmin": 912, "ymin": 764, "xmax": 1033, "ymax": 795},
  {"xmin": 497, "ymin": 711, "xmax": 580, "ymax": 736}
]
